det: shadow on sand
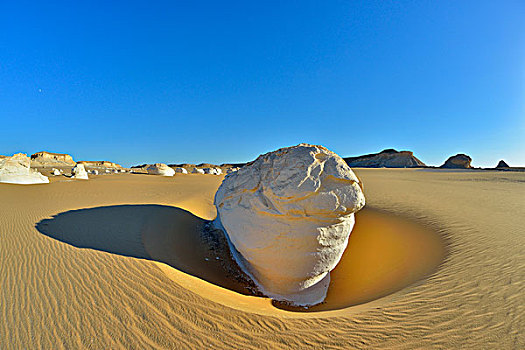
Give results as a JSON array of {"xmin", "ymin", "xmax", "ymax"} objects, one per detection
[{"xmin": 35, "ymin": 205, "xmax": 255, "ymax": 296}]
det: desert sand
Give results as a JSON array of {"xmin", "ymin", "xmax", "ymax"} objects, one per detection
[{"xmin": 1, "ymin": 169, "xmax": 523, "ymax": 349}]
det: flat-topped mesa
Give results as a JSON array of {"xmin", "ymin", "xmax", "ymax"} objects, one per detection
[
  {"xmin": 147, "ymin": 163, "xmax": 175, "ymax": 176},
  {"xmin": 0, "ymin": 153, "xmax": 49, "ymax": 184},
  {"xmin": 77, "ymin": 161, "xmax": 123, "ymax": 169},
  {"xmin": 30, "ymin": 151, "xmax": 75, "ymax": 166},
  {"xmin": 344, "ymin": 149, "xmax": 426, "ymax": 168},
  {"xmin": 440, "ymin": 154, "xmax": 472, "ymax": 169},
  {"xmin": 213, "ymin": 144, "xmax": 365, "ymax": 306}
]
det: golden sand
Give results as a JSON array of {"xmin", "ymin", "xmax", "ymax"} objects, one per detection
[{"xmin": 1, "ymin": 170, "xmax": 524, "ymax": 349}]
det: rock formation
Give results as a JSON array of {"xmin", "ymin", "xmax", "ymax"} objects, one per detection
[
  {"xmin": 192, "ymin": 168, "xmax": 205, "ymax": 174},
  {"xmin": 440, "ymin": 154, "xmax": 472, "ymax": 169},
  {"xmin": 214, "ymin": 144, "xmax": 365, "ymax": 306},
  {"xmin": 175, "ymin": 167, "xmax": 188, "ymax": 174},
  {"xmin": 52, "ymin": 168, "xmax": 61, "ymax": 176},
  {"xmin": 0, "ymin": 153, "xmax": 49, "ymax": 184},
  {"xmin": 77, "ymin": 160, "xmax": 123, "ymax": 169},
  {"xmin": 30, "ymin": 151, "xmax": 75, "ymax": 166},
  {"xmin": 344, "ymin": 149, "xmax": 425, "ymax": 168},
  {"xmin": 146, "ymin": 163, "xmax": 175, "ymax": 176},
  {"xmin": 71, "ymin": 164, "xmax": 89, "ymax": 179},
  {"xmin": 496, "ymin": 160, "xmax": 509, "ymax": 168},
  {"xmin": 214, "ymin": 167, "xmax": 223, "ymax": 175}
]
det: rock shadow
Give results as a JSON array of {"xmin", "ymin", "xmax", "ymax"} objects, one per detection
[{"xmin": 36, "ymin": 205, "xmax": 256, "ymax": 296}]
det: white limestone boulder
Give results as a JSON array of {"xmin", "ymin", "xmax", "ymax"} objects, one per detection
[
  {"xmin": 192, "ymin": 167, "xmax": 205, "ymax": 174},
  {"xmin": 0, "ymin": 153, "xmax": 49, "ymax": 184},
  {"xmin": 71, "ymin": 164, "xmax": 89, "ymax": 180},
  {"xmin": 202, "ymin": 168, "xmax": 213, "ymax": 174},
  {"xmin": 214, "ymin": 167, "xmax": 223, "ymax": 175},
  {"xmin": 175, "ymin": 167, "xmax": 188, "ymax": 174},
  {"xmin": 214, "ymin": 144, "xmax": 365, "ymax": 306},
  {"xmin": 52, "ymin": 168, "xmax": 61, "ymax": 176},
  {"xmin": 147, "ymin": 163, "xmax": 175, "ymax": 176}
]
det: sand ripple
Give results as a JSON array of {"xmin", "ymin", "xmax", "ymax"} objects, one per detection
[{"xmin": 1, "ymin": 171, "xmax": 523, "ymax": 349}]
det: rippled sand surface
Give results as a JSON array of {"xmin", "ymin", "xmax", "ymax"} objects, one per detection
[{"xmin": 1, "ymin": 170, "xmax": 523, "ymax": 349}]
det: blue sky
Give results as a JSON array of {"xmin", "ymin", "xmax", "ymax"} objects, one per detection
[{"xmin": 1, "ymin": 1, "xmax": 523, "ymax": 167}]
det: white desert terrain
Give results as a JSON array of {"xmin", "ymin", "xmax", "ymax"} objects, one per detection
[{"xmin": 0, "ymin": 169, "xmax": 523, "ymax": 349}]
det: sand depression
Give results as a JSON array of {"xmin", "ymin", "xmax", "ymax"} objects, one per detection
[{"xmin": 33, "ymin": 145, "xmax": 446, "ymax": 317}]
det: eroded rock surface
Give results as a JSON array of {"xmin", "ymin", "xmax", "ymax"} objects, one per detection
[
  {"xmin": 71, "ymin": 164, "xmax": 89, "ymax": 180},
  {"xmin": 344, "ymin": 149, "xmax": 425, "ymax": 168},
  {"xmin": 30, "ymin": 151, "xmax": 75, "ymax": 166},
  {"xmin": 440, "ymin": 154, "xmax": 472, "ymax": 169},
  {"xmin": 214, "ymin": 144, "xmax": 365, "ymax": 306},
  {"xmin": 496, "ymin": 160, "xmax": 509, "ymax": 168},
  {"xmin": 0, "ymin": 153, "xmax": 49, "ymax": 184},
  {"xmin": 147, "ymin": 163, "xmax": 175, "ymax": 176}
]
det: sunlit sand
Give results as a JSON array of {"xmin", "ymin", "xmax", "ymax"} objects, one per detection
[{"xmin": 1, "ymin": 170, "xmax": 523, "ymax": 348}]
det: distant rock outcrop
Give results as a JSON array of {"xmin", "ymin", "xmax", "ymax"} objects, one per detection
[
  {"xmin": 440, "ymin": 154, "xmax": 472, "ymax": 169},
  {"xmin": 0, "ymin": 153, "xmax": 49, "ymax": 184},
  {"xmin": 344, "ymin": 149, "xmax": 425, "ymax": 168},
  {"xmin": 147, "ymin": 163, "xmax": 175, "ymax": 176},
  {"xmin": 31, "ymin": 151, "xmax": 75, "ymax": 166},
  {"xmin": 496, "ymin": 160, "xmax": 509, "ymax": 168},
  {"xmin": 77, "ymin": 161, "xmax": 123, "ymax": 169},
  {"xmin": 174, "ymin": 167, "xmax": 188, "ymax": 174}
]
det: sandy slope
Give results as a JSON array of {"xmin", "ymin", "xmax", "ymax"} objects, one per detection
[{"xmin": 0, "ymin": 170, "xmax": 523, "ymax": 349}]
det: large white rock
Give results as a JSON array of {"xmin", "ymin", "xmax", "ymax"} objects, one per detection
[
  {"xmin": 214, "ymin": 144, "xmax": 365, "ymax": 306},
  {"xmin": 147, "ymin": 163, "xmax": 175, "ymax": 176},
  {"xmin": 214, "ymin": 167, "xmax": 223, "ymax": 175},
  {"xmin": 175, "ymin": 167, "xmax": 188, "ymax": 174},
  {"xmin": 52, "ymin": 168, "xmax": 61, "ymax": 176},
  {"xmin": 71, "ymin": 163, "xmax": 89, "ymax": 180},
  {"xmin": 0, "ymin": 153, "xmax": 49, "ymax": 184},
  {"xmin": 192, "ymin": 167, "xmax": 205, "ymax": 174}
]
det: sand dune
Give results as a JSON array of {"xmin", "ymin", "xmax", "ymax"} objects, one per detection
[{"xmin": 1, "ymin": 170, "xmax": 523, "ymax": 349}]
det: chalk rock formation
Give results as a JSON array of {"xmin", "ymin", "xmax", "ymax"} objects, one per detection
[
  {"xmin": 71, "ymin": 164, "xmax": 89, "ymax": 179},
  {"xmin": 496, "ymin": 160, "xmax": 509, "ymax": 168},
  {"xmin": 52, "ymin": 168, "xmax": 61, "ymax": 176},
  {"xmin": 214, "ymin": 167, "xmax": 223, "ymax": 175},
  {"xmin": 214, "ymin": 144, "xmax": 365, "ymax": 306},
  {"xmin": 0, "ymin": 153, "xmax": 49, "ymax": 184},
  {"xmin": 192, "ymin": 168, "xmax": 205, "ymax": 174},
  {"xmin": 344, "ymin": 149, "xmax": 425, "ymax": 168},
  {"xmin": 175, "ymin": 167, "xmax": 188, "ymax": 174},
  {"xmin": 440, "ymin": 154, "xmax": 472, "ymax": 169},
  {"xmin": 202, "ymin": 168, "xmax": 213, "ymax": 174},
  {"xmin": 147, "ymin": 163, "xmax": 175, "ymax": 176},
  {"xmin": 30, "ymin": 151, "xmax": 75, "ymax": 166}
]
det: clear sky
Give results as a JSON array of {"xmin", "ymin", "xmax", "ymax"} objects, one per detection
[{"xmin": 1, "ymin": 1, "xmax": 524, "ymax": 167}]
